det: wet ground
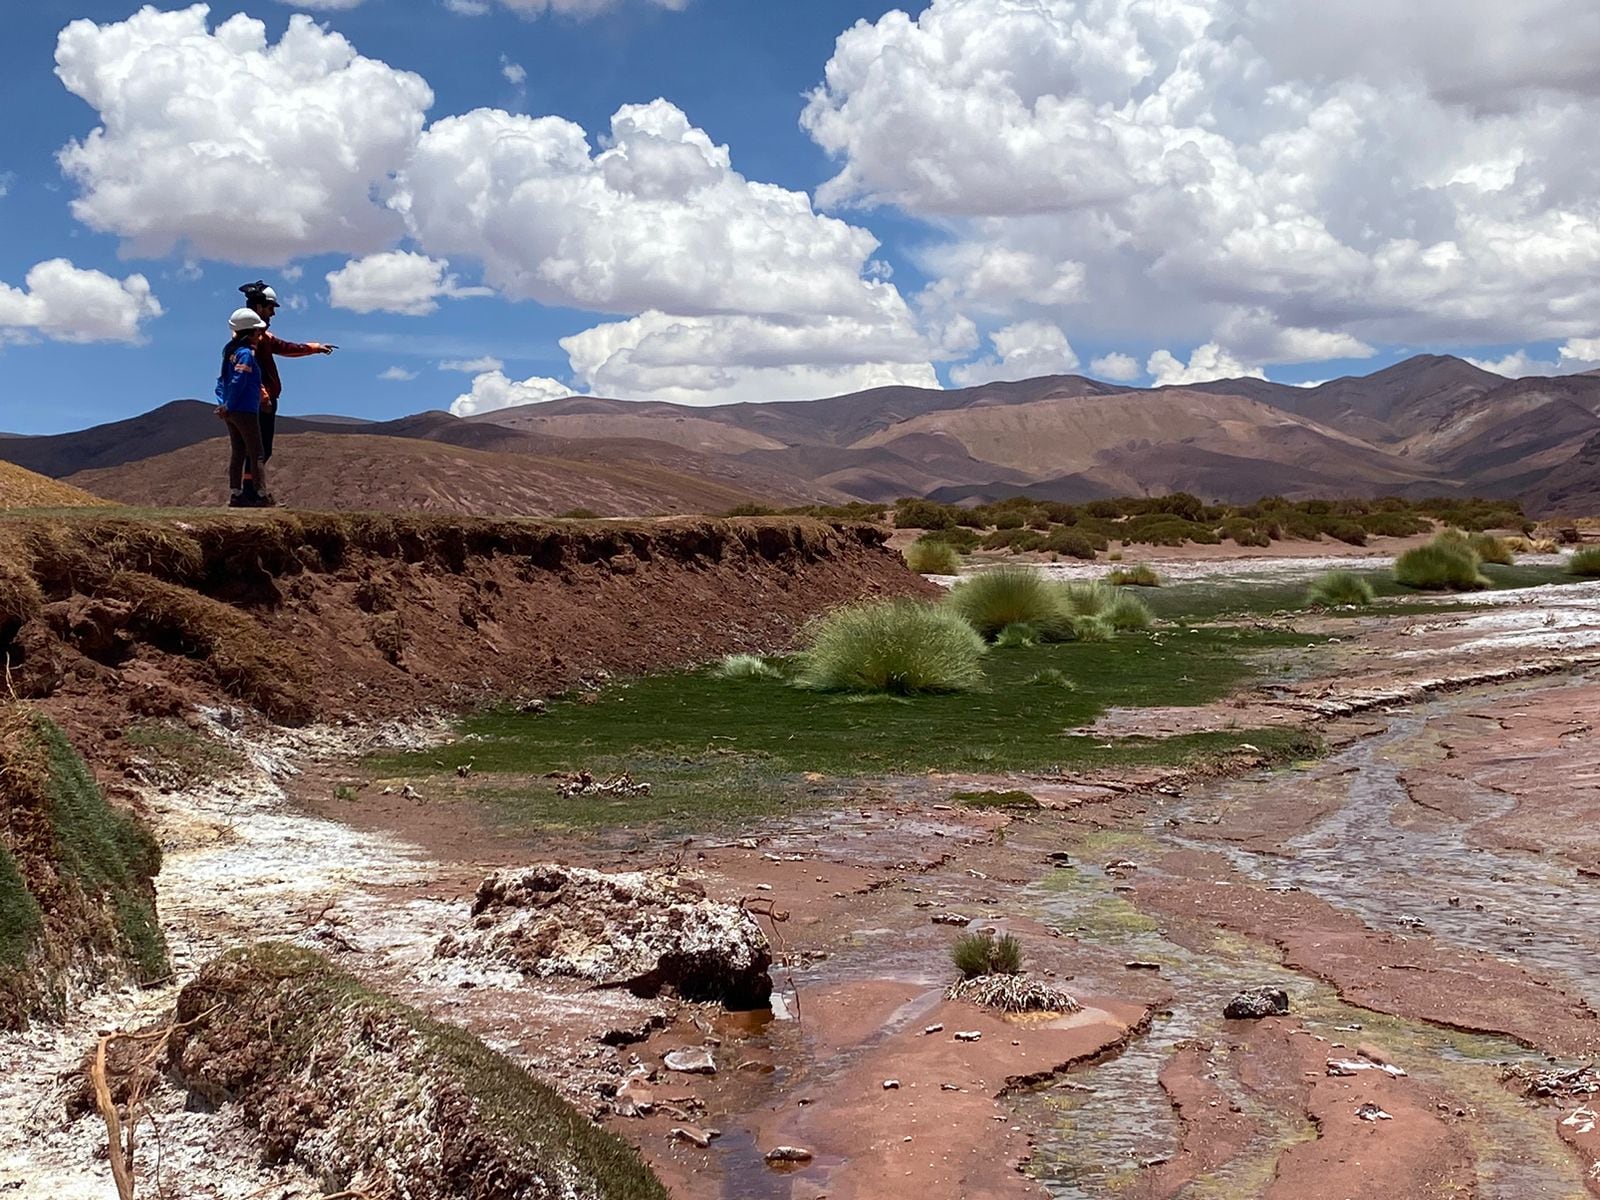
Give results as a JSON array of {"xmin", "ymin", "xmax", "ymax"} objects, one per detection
[{"xmin": 4, "ymin": 570, "xmax": 1600, "ymax": 1198}]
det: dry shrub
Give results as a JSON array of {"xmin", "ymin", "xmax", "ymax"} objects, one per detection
[
  {"xmin": 904, "ymin": 539, "xmax": 961, "ymax": 575},
  {"xmin": 946, "ymin": 974, "xmax": 1081, "ymax": 1014}
]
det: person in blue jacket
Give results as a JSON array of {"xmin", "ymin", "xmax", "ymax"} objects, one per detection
[{"xmin": 216, "ymin": 308, "xmax": 275, "ymax": 507}]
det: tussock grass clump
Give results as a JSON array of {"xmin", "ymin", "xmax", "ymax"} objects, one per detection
[
  {"xmin": 1306, "ymin": 570, "xmax": 1376, "ymax": 607},
  {"xmin": 714, "ymin": 654, "xmax": 781, "ymax": 681},
  {"xmin": 1058, "ymin": 581, "xmax": 1112, "ymax": 617},
  {"xmin": 794, "ymin": 601, "xmax": 985, "ymax": 695},
  {"xmin": 1104, "ymin": 592, "xmax": 1154, "ymax": 631},
  {"xmin": 904, "ymin": 539, "xmax": 961, "ymax": 575},
  {"xmin": 994, "ymin": 622, "xmax": 1038, "ymax": 649},
  {"xmin": 951, "ymin": 930, "xmax": 1024, "ymax": 979},
  {"xmin": 1468, "ymin": 532, "xmax": 1514, "ymax": 565},
  {"xmin": 1394, "ymin": 537, "xmax": 1489, "ymax": 592},
  {"xmin": 1569, "ymin": 547, "xmax": 1600, "ymax": 577},
  {"xmin": 1024, "ymin": 667, "xmax": 1076, "ymax": 690},
  {"xmin": 1107, "ymin": 564, "xmax": 1161, "ymax": 587},
  {"xmin": 946, "ymin": 974, "xmax": 1081, "ymax": 1014},
  {"xmin": 946, "ymin": 567, "xmax": 1073, "ymax": 642}
]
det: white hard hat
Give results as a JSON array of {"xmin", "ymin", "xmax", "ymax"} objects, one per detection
[
  {"xmin": 229, "ymin": 307, "xmax": 267, "ymax": 332},
  {"xmin": 257, "ymin": 286, "xmax": 280, "ymax": 306}
]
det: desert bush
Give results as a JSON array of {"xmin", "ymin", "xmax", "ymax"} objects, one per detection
[
  {"xmin": 1306, "ymin": 570, "xmax": 1376, "ymax": 607},
  {"xmin": 994, "ymin": 623, "xmax": 1039, "ymax": 649},
  {"xmin": 951, "ymin": 930, "xmax": 1024, "ymax": 979},
  {"xmin": 1360, "ymin": 511, "xmax": 1431, "ymax": 538},
  {"xmin": 990, "ymin": 511, "xmax": 1026, "ymax": 531},
  {"xmin": 1042, "ymin": 528, "xmax": 1097, "ymax": 560},
  {"xmin": 1569, "ymin": 547, "xmax": 1600, "ymax": 577},
  {"xmin": 714, "ymin": 654, "xmax": 782, "ymax": 681},
  {"xmin": 793, "ymin": 601, "xmax": 985, "ymax": 694},
  {"xmin": 945, "ymin": 567, "xmax": 1073, "ymax": 641},
  {"xmin": 719, "ymin": 503, "xmax": 777, "ymax": 517},
  {"xmin": 1107, "ymin": 564, "xmax": 1161, "ymax": 587},
  {"xmin": 1221, "ymin": 518, "xmax": 1272, "ymax": 548},
  {"xmin": 1394, "ymin": 538, "xmax": 1488, "ymax": 591},
  {"xmin": 979, "ymin": 529, "xmax": 1045, "ymax": 553},
  {"xmin": 904, "ymin": 539, "xmax": 961, "ymax": 575},
  {"xmin": 1324, "ymin": 520, "xmax": 1368, "ymax": 547},
  {"xmin": 558, "ymin": 508, "xmax": 601, "ymax": 519},
  {"xmin": 1468, "ymin": 532, "xmax": 1514, "ymax": 565},
  {"xmin": 919, "ymin": 527, "xmax": 981, "ymax": 552},
  {"xmin": 1121, "ymin": 515, "xmax": 1219, "ymax": 546},
  {"xmin": 893, "ymin": 499, "xmax": 957, "ymax": 530},
  {"xmin": 1104, "ymin": 592, "xmax": 1154, "ymax": 631}
]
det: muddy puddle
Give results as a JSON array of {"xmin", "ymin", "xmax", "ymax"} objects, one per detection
[{"xmin": 1015, "ymin": 678, "xmax": 1600, "ymax": 1198}]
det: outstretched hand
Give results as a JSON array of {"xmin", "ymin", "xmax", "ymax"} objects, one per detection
[{"xmin": 319, "ymin": 343, "xmax": 338, "ymax": 355}]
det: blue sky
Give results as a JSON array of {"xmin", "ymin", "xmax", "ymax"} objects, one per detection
[{"xmin": 3, "ymin": 0, "xmax": 1599, "ymax": 434}]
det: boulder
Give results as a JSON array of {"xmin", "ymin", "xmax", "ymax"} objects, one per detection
[
  {"xmin": 1223, "ymin": 986, "xmax": 1290, "ymax": 1020},
  {"xmin": 437, "ymin": 864, "xmax": 773, "ymax": 1008}
]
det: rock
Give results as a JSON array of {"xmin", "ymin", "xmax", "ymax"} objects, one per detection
[
  {"xmin": 671, "ymin": 1125, "xmax": 714, "ymax": 1148},
  {"xmin": 1356, "ymin": 1102, "xmax": 1393, "ymax": 1122},
  {"xmin": 764, "ymin": 1146, "xmax": 814, "ymax": 1165},
  {"xmin": 1223, "ymin": 987, "xmax": 1290, "ymax": 1020},
  {"xmin": 1328, "ymin": 1058, "xmax": 1406, "ymax": 1078},
  {"xmin": 1125, "ymin": 961, "xmax": 1162, "ymax": 971},
  {"xmin": 954, "ymin": 1030, "xmax": 982, "ymax": 1042},
  {"xmin": 931, "ymin": 913, "xmax": 969, "ymax": 926},
  {"xmin": 882, "ymin": 1079, "xmax": 900, "ymax": 1089},
  {"xmin": 615, "ymin": 1074, "xmax": 655, "ymax": 1117},
  {"xmin": 663, "ymin": 1047, "xmax": 717, "ymax": 1075},
  {"xmin": 923, "ymin": 1023, "xmax": 944, "ymax": 1035},
  {"xmin": 435, "ymin": 864, "xmax": 772, "ymax": 1007}
]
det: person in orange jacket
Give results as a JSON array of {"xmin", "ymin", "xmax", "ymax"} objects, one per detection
[{"xmin": 237, "ymin": 280, "xmax": 336, "ymax": 462}]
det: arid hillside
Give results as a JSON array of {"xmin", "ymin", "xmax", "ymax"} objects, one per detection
[
  {"xmin": 66, "ymin": 433, "xmax": 839, "ymax": 516},
  {"xmin": 0, "ymin": 462, "xmax": 108, "ymax": 511},
  {"xmin": 8, "ymin": 356, "xmax": 1600, "ymax": 514}
]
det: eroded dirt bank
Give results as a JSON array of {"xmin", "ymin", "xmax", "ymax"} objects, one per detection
[{"xmin": 0, "ymin": 510, "xmax": 929, "ymax": 764}]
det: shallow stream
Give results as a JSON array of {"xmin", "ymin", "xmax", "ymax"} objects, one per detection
[{"xmin": 1019, "ymin": 681, "xmax": 1599, "ymax": 1198}]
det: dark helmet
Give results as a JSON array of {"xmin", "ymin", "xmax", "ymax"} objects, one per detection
[{"xmin": 239, "ymin": 279, "xmax": 280, "ymax": 309}]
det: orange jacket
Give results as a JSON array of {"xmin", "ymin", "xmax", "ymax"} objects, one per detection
[{"xmin": 256, "ymin": 333, "xmax": 325, "ymax": 407}]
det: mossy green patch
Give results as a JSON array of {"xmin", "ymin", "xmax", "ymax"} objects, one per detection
[
  {"xmin": 373, "ymin": 626, "xmax": 1320, "ymax": 831},
  {"xmin": 0, "ymin": 842, "xmax": 43, "ymax": 970},
  {"xmin": 953, "ymin": 789, "xmax": 1041, "ymax": 809},
  {"xmin": 35, "ymin": 717, "xmax": 166, "ymax": 979}
]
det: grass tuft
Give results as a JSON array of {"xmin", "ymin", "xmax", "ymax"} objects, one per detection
[
  {"xmin": 952, "ymin": 789, "xmax": 1040, "ymax": 809},
  {"xmin": 1306, "ymin": 570, "xmax": 1376, "ymax": 607},
  {"xmin": 994, "ymin": 622, "xmax": 1039, "ymax": 649},
  {"xmin": 1107, "ymin": 564, "xmax": 1161, "ymax": 587},
  {"xmin": 1023, "ymin": 667, "xmax": 1076, "ymax": 690},
  {"xmin": 1468, "ymin": 532, "xmax": 1514, "ymax": 565},
  {"xmin": 945, "ymin": 567, "xmax": 1073, "ymax": 641},
  {"xmin": 1058, "ymin": 580, "xmax": 1113, "ymax": 617},
  {"xmin": 1070, "ymin": 614, "xmax": 1114, "ymax": 642},
  {"xmin": 1394, "ymin": 535, "xmax": 1489, "ymax": 591},
  {"xmin": 793, "ymin": 601, "xmax": 986, "ymax": 695},
  {"xmin": 1104, "ymin": 592, "xmax": 1154, "ymax": 631},
  {"xmin": 952, "ymin": 930, "xmax": 1024, "ymax": 978},
  {"xmin": 904, "ymin": 538, "xmax": 961, "ymax": 575},
  {"xmin": 713, "ymin": 654, "xmax": 782, "ymax": 681},
  {"xmin": 1569, "ymin": 547, "xmax": 1600, "ymax": 577}
]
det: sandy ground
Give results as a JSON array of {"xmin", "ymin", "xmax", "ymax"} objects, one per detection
[{"xmin": 6, "ymin": 572, "xmax": 1600, "ymax": 1198}]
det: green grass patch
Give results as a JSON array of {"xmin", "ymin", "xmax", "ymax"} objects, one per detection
[
  {"xmin": 712, "ymin": 653, "xmax": 782, "ymax": 681},
  {"xmin": 372, "ymin": 627, "xmax": 1320, "ymax": 831},
  {"xmin": 946, "ymin": 566, "xmax": 1074, "ymax": 641},
  {"xmin": 0, "ymin": 843, "xmax": 43, "ymax": 971},
  {"xmin": 1395, "ymin": 537, "xmax": 1489, "ymax": 591},
  {"xmin": 1107, "ymin": 564, "xmax": 1161, "ymax": 587},
  {"xmin": 953, "ymin": 930, "xmax": 1023, "ymax": 978},
  {"xmin": 952, "ymin": 789, "xmax": 1041, "ymax": 810}
]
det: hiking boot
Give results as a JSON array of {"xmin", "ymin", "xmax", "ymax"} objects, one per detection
[
  {"xmin": 250, "ymin": 492, "xmax": 279, "ymax": 508},
  {"xmin": 227, "ymin": 491, "xmax": 249, "ymax": 508}
]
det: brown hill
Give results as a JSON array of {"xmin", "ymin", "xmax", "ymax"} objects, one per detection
[
  {"xmin": 64, "ymin": 434, "xmax": 827, "ymax": 517},
  {"xmin": 0, "ymin": 461, "xmax": 109, "ymax": 510}
]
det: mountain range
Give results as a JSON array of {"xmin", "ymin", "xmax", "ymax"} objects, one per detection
[{"xmin": 5, "ymin": 355, "xmax": 1596, "ymax": 516}]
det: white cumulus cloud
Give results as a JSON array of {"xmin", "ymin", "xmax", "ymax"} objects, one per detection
[
  {"xmin": 0, "ymin": 259, "xmax": 162, "ymax": 344},
  {"xmin": 326, "ymin": 251, "xmax": 488, "ymax": 315},
  {"xmin": 379, "ymin": 366, "xmax": 418, "ymax": 381},
  {"xmin": 440, "ymin": 355, "xmax": 505, "ymax": 374},
  {"xmin": 951, "ymin": 320, "xmax": 1078, "ymax": 387},
  {"xmin": 1090, "ymin": 352, "xmax": 1141, "ymax": 383},
  {"xmin": 451, "ymin": 370, "xmax": 572, "ymax": 416},
  {"xmin": 804, "ymin": 0, "xmax": 1600, "ymax": 369},
  {"xmin": 461, "ymin": 0, "xmax": 689, "ymax": 15},
  {"xmin": 54, "ymin": 6, "xmax": 432, "ymax": 264},
  {"xmin": 1147, "ymin": 344, "xmax": 1266, "ymax": 388}
]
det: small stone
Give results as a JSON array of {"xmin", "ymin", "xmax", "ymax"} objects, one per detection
[
  {"xmin": 941, "ymin": 1083, "xmax": 962, "ymax": 1092},
  {"xmin": 931, "ymin": 913, "xmax": 969, "ymax": 926},
  {"xmin": 664, "ymin": 1047, "xmax": 717, "ymax": 1075},
  {"xmin": 923, "ymin": 1023, "xmax": 944, "ymax": 1035},
  {"xmin": 954, "ymin": 1030, "xmax": 982, "ymax": 1042},
  {"xmin": 765, "ymin": 1146, "xmax": 814, "ymax": 1164},
  {"xmin": 1356, "ymin": 1102, "xmax": 1393, "ymax": 1122},
  {"xmin": 1125, "ymin": 961, "xmax": 1162, "ymax": 971},
  {"xmin": 882, "ymin": 1079, "xmax": 900, "ymax": 1090},
  {"xmin": 671, "ymin": 1125, "xmax": 714, "ymax": 1148},
  {"xmin": 1223, "ymin": 987, "xmax": 1290, "ymax": 1020}
]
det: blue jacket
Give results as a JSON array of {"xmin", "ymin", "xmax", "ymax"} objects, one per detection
[{"xmin": 217, "ymin": 344, "xmax": 262, "ymax": 414}]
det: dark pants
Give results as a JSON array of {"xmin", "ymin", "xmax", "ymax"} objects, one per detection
[
  {"xmin": 222, "ymin": 409, "xmax": 267, "ymax": 495},
  {"xmin": 260, "ymin": 399, "xmax": 277, "ymax": 461}
]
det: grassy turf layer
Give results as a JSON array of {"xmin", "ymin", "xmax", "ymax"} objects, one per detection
[{"xmin": 373, "ymin": 626, "xmax": 1320, "ymax": 830}]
